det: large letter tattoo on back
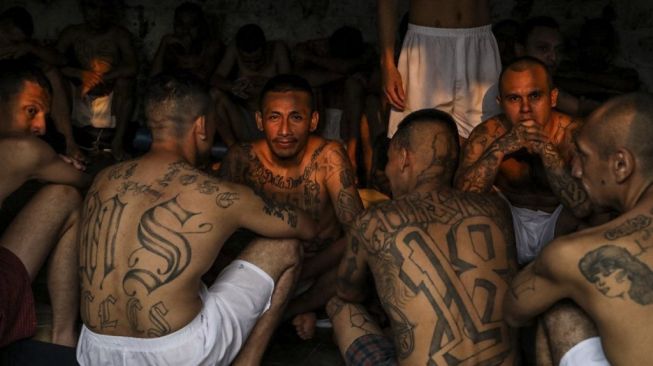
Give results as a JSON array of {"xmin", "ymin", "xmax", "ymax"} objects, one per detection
[
  {"xmin": 123, "ymin": 196, "xmax": 212, "ymax": 295},
  {"xmin": 80, "ymin": 192, "xmax": 126, "ymax": 288},
  {"xmin": 396, "ymin": 225, "xmax": 512, "ymax": 365}
]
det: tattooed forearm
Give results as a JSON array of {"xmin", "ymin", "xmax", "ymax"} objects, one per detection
[
  {"xmin": 336, "ymin": 190, "xmax": 363, "ymax": 227},
  {"xmin": 510, "ymin": 263, "xmax": 536, "ymax": 299},
  {"xmin": 261, "ymin": 195, "xmax": 298, "ymax": 228},
  {"xmin": 455, "ymin": 143, "xmax": 505, "ymax": 193},
  {"xmin": 539, "ymin": 143, "xmax": 591, "ymax": 217},
  {"xmin": 147, "ymin": 302, "xmax": 171, "ymax": 337},
  {"xmin": 604, "ymin": 215, "xmax": 652, "ymax": 240},
  {"xmin": 384, "ymin": 302, "xmax": 415, "ymax": 359}
]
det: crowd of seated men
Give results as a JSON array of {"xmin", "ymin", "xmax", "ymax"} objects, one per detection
[{"xmin": 0, "ymin": 0, "xmax": 648, "ymax": 365}]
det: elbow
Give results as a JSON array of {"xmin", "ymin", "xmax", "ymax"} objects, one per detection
[
  {"xmin": 336, "ymin": 280, "xmax": 366, "ymax": 303},
  {"xmin": 502, "ymin": 299, "xmax": 531, "ymax": 328},
  {"xmin": 299, "ymin": 219, "xmax": 318, "ymax": 241}
]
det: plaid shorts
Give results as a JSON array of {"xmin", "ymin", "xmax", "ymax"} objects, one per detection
[{"xmin": 344, "ymin": 334, "xmax": 398, "ymax": 366}]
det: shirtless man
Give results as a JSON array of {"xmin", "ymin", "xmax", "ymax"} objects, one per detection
[
  {"xmin": 218, "ymin": 74, "xmax": 364, "ymax": 339},
  {"xmin": 149, "ymin": 2, "xmax": 223, "ymax": 80},
  {"xmin": 0, "ymin": 6, "xmax": 85, "ymax": 161},
  {"xmin": 211, "ymin": 24, "xmax": 290, "ymax": 146},
  {"xmin": 503, "ymin": 93, "xmax": 653, "ymax": 366},
  {"xmin": 329, "ymin": 109, "xmax": 517, "ymax": 365},
  {"xmin": 75, "ymin": 72, "xmax": 317, "ymax": 366},
  {"xmin": 57, "ymin": 0, "xmax": 138, "ymax": 160},
  {"xmin": 0, "ymin": 60, "xmax": 89, "ymax": 348},
  {"xmin": 379, "ymin": 0, "xmax": 502, "ymax": 138},
  {"xmin": 455, "ymin": 57, "xmax": 590, "ymax": 265},
  {"xmin": 515, "ymin": 16, "xmax": 600, "ymax": 117}
]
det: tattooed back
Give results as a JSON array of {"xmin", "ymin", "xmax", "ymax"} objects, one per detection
[
  {"xmin": 510, "ymin": 203, "xmax": 653, "ymax": 366},
  {"xmin": 78, "ymin": 157, "xmax": 301, "ymax": 338},
  {"xmin": 352, "ymin": 189, "xmax": 518, "ymax": 365}
]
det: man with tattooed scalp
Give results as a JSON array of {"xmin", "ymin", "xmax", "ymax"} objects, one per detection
[
  {"xmin": 455, "ymin": 57, "xmax": 590, "ymax": 265},
  {"xmin": 504, "ymin": 93, "xmax": 653, "ymax": 365},
  {"xmin": 218, "ymin": 74, "xmax": 364, "ymax": 340},
  {"xmin": 75, "ymin": 73, "xmax": 317, "ymax": 366},
  {"xmin": 328, "ymin": 109, "xmax": 518, "ymax": 365}
]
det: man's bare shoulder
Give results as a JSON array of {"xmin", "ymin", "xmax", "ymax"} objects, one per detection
[
  {"xmin": 0, "ymin": 135, "xmax": 56, "ymax": 168},
  {"xmin": 473, "ymin": 115, "xmax": 510, "ymax": 137}
]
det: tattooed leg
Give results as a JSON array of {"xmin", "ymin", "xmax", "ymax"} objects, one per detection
[
  {"xmin": 326, "ymin": 297, "xmax": 385, "ymax": 360},
  {"xmin": 540, "ymin": 300, "xmax": 598, "ymax": 366},
  {"xmin": 232, "ymin": 238, "xmax": 302, "ymax": 366}
]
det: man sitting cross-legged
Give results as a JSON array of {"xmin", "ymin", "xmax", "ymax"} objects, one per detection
[
  {"xmin": 217, "ymin": 74, "xmax": 364, "ymax": 340},
  {"xmin": 329, "ymin": 109, "xmax": 518, "ymax": 365},
  {"xmin": 75, "ymin": 72, "xmax": 317, "ymax": 366}
]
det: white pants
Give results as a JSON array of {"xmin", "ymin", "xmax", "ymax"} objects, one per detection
[
  {"xmin": 76, "ymin": 260, "xmax": 274, "ymax": 366},
  {"xmin": 560, "ymin": 337, "xmax": 610, "ymax": 366},
  {"xmin": 387, "ymin": 24, "xmax": 502, "ymax": 138}
]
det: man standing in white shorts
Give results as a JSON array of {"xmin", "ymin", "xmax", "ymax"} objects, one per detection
[
  {"xmin": 75, "ymin": 72, "xmax": 317, "ymax": 366},
  {"xmin": 378, "ymin": 0, "xmax": 502, "ymax": 138}
]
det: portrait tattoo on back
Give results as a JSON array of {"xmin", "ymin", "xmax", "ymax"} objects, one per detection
[{"xmin": 579, "ymin": 244, "xmax": 653, "ymax": 305}]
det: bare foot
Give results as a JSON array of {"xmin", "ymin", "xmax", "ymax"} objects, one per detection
[{"xmin": 292, "ymin": 312, "xmax": 316, "ymax": 340}]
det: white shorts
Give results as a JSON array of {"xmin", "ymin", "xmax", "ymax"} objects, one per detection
[
  {"xmin": 76, "ymin": 260, "xmax": 274, "ymax": 366},
  {"xmin": 559, "ymin": 337, "xmax": 610, "ymax": 366},
  {"xmin": 388, "ymin": 24, "xmax": 501, "ymax": 137},
  {"xmin": 387, "ymin": 24, "xmax": 502, "ymax": 138},
  {"xmin": 72, "ymin": 90, "xmax": 116, "ymax": 128},
  {"xmin": 509, "ymin": 203, "xmax": 563, "ymax": 265}
]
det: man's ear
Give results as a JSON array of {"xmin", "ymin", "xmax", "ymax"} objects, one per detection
[
  {"xmin": 550, "ymin": 87, "xmax": 559, "ymax": 108},
  {"xmin": 256, "ymin": 111, "xmax": 263, "ymax": 131},
  {"xmin": 309, "ymin": 111, "xmax": 319, "ymax": 132},
  {"xmin": 613, "ymin": 148, "xmax": 635, "ymax": 184},
  {"xmin": 194, "ymin": 115, "xmax": 207, "ymax": 140},
  {"xmin": 399, "ymin": 147, "xmax": 410, "ymax": 172}
]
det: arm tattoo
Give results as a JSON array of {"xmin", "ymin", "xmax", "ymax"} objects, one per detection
[
  {"xmin": 455, "ymin": 121, "xmax": 510, "ymax": 193},
  {"xmin": 604, "ymin": 215, "xmax": 652, "ymax": 240},
  {"xmin": 261, "ymin": 195, "xmax": 299, "ymax": 228},
  {"xmin": 510, "ymin": 264, "xmax": 536, "ymax": 299},
  {"xmin": 336, "ymin": 190, "xmax": 362, "ymax": 227},
  {"xmin": 216, "ymin": 192, "xmax": 239, "ymax": 208},
  {"xmin": 123, "ymin": 196, "xmax": 212, "ymax": 295},
  {"xmin": 147, "ymin": 301, "xmax": 172, "ymax": 337},
  {"xmin": 579, "ymin": 244, "xmax": 653, "ymax": 305},
  {"xmin": 384, "ymin": 302, "xmax": 415, "ymax": 359},
  {"xmin": 539, "ymin": 142, "xmax": 591, "ymax": 217}
]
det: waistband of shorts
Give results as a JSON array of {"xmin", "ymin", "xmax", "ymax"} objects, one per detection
[
  {"xmin": 407, "ymin": 23, "xmax": 492, "ymax": 37},
  {"xmin": 80, "ymin": 299, "xmax": 206, "ymax": 350}
]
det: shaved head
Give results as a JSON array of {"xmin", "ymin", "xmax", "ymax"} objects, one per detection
[
  {"xmin": 585, "ymin": 93, "xmax": 653, "ymax": 174},
  {"xmin": 499, "ymin": 56, "xmax": 554, "ymax": 94},
  {"xmin": 391, "ymin": 109, "xmax": 460, "ymax": 185},
  {"xmin": 144, "ymin": 72, "xmax": 210, "ymax": 140}
]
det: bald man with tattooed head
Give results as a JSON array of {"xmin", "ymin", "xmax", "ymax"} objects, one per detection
[
  {"xmin": 217, "ymin": 74, "xmax": 364, "ymax": 340},
  {"xmin": 504, "ymin": 93, "xmax": 653, "ymax": 366},
  {"xmin": 76, "ymin": 72, "xmax": 317, "ymax": 366},
  {"xmin": 328, "ymin": 109, "xmax": 518, "ymax": 365}
]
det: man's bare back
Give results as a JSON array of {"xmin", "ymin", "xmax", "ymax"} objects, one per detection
[
  {"xmin": 79, "ymin": 157, "xmax": 311, "ymax": 337},
  {"xmin": 352, "ymin": 189, "xmax": 517, "ymax": 364}
]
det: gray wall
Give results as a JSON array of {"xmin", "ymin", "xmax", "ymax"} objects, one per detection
[{"xmin": 4, "ymin": 0, "xmax": 653, "ymax": 91}]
